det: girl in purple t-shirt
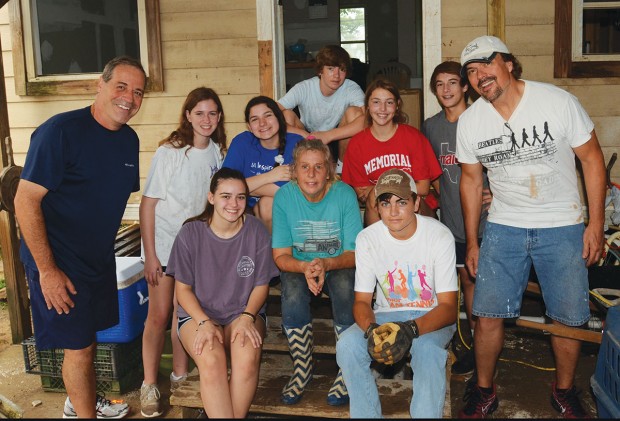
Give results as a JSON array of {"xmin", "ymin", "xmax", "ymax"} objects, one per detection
[{"xmin": 166, "ymin": 168, "xmax": 278, "ymax": 418}]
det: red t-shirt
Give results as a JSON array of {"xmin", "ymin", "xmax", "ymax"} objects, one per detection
[{"xmin": 342, "ymin": 124, "xmax": 442, "ymax": 188}]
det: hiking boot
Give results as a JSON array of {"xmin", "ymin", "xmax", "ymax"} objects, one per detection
[
  {"xmin": 452, "ymin": 347, "xmax": 476, "ymax": 377},
  {"xmin": 458, "ymin": 383, "xmax": 499, "ymax": 418},
  {"xmin": 170, "ymin": 372, "xmax": 188, "ymax": 394},
  {"xmin": 63, "ymin": 394, "xmax": 129, "ymax": 419},
  {"xmin": 140, "ymin": 383, "xmax": 163, "ymax": 418},
  {"xmin": 551, "ymin": 382, "xmax": 588, "ymax": 418}
]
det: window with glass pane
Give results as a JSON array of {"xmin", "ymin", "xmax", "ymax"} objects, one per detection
[
  {"xmin": 340, "ymin": 7, "xmax": 367, "ymax": 62},
  {"xmin": 581, "ymin": 4, "xmax": 620, "ymax": 55},
  {"xmin": 32, "ymin": 0, "xmax": 140, "ymax": 76},
  {"xmin": 555, "ymin": 0, "xmax": 620, "ymax": 78}
]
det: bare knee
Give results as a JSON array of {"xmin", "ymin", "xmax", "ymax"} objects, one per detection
[
  {"xmin": 254, "ymin": 198, "xmax": 273, "ymax": 224},
  {"xmin": 64, "ymin": 345, "xmax": 95, "ymax": 365},
  {"xmin": 232, "ymin": 349, "xmax": 261, "ymax": 381},
  {"xmin": 476, "ymin": 317, "xmax": 503, "ymax": 333},
  {"xmin": 196, "ymin": 352, "xmax": 228, "ymax": 380},
  {"xmin": 364, "ymin": 196, "xmax": 379, "ymax": 226},
  {"xmin": 282, "ymin": 109, "xmax": 303, "ymax": 129},
  {"xmin": 340, "ymin": 106, "xmax": 364, "ymax": 126},
  {"xmin": 459, "ymin": 269, "xmax": 475, "ymax": 292},
  {"xmin": 145, "ymin": 307, "xmax": 172, "ymax": 329}
]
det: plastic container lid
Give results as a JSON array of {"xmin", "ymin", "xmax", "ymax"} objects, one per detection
[{"xmin": 115, "ymin": 257, "xmax": 144, "ymax": 289}]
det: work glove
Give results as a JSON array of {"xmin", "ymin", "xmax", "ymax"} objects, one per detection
[{"xmin": 366, "ymin": 320, "xmax": 419, "ymax": 365}]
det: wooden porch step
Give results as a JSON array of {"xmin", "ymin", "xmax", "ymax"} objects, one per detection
[
  {"xmin": 264, "ymin": 316, "xmax": 336, "ymax": 354},
  {"xmin": 114, "ymin": 223, "xmax": 141, "ymax": 257},
  {"xmin": 170, "ymin": 353, "xmax": 453, "ymax": 418}
]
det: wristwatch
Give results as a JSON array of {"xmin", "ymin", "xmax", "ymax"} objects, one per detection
[
  {"xmin": 407, "ymin": 319, "xmax": 420, "ymax": 338},
  {"xmin": 364, "ymin": 323, "xmax": 379, "ymax": 339}
]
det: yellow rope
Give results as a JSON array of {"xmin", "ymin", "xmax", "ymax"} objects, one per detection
[
  {"xmin": 589, "ymin": 289, "xmax": 615, "ymax": 307},
  {"xmin": 498, "ymin": 357, "xmax": 556, "ymax": 371}
]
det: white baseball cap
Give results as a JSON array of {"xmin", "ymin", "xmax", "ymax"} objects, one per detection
[{"xmin": 460, "ymin": 36, "xmax": 510, "ymax": 77}]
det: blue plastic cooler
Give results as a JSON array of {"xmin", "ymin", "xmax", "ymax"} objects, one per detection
[
  {"xmin": 591, "ymin": 304, "xmax": 620, "ymax": 418},
  {"xmin": 96, "ymin": 257, "xmax": 148, "ymax": 343}
]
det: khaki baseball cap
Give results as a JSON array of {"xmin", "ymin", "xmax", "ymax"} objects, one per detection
[
  {"xmin": 374, "ymin": 168, "xmax": 417, "ymax": 199},
  {"xmin": 460, "ymin": 35, "xmax": 510, "ymax": 77}
]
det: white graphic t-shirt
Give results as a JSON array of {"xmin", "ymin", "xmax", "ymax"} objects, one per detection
[
  {"xmin": 456, "ymin": 80, "xmax": 594, "ymax": 228},
  {"xmin": 354, "ymin": 215, "xmax": 457, "ymax": 313}
]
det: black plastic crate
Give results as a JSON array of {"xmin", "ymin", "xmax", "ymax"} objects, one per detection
[
  {"xmin": 22, "ymin": 335, "xmax": 142, "ymax": 380},
  {"xmin": 39, "ymin": 368, "xmax": 143, "ymax": 395}
]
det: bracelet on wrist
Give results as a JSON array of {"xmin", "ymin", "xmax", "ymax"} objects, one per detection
[
  {"xmin": 196, "ymin": 318, "xmax": 220, "ymax": 330},
  {"xmin": 241, "ymin": 311, "xmax": 256, "ymax": 323},
  {"xmin": 196, "ymin": 319, "xmax": 210, "ymax": 331}
]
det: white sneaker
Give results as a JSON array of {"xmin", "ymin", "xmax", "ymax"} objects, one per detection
[
  {"xmin": 140, "ymin": 383, "xmax": 163, "ymax": 418},
  {"xmin": 170, "ymin": 372, "xmax": 188, "ymax": 394},
  {"xmin": 63, "ymin": 394, "xmax": 129, "ymax": 419}
]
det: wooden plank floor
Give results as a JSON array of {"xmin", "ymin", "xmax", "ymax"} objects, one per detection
[
  {"xmin": 170, "ymin": 286, "xmax": 452, "ymax": 417},
  {"xmin": 170, "ymin": 353, "xmax": 452, "ymax": 418},
  {"xmin": 170, "ymin": 344, "xmax": 452, "ymax": 418}
]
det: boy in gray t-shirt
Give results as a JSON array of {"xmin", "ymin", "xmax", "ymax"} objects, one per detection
[
  {"xmin": 422, "ymin": 61, "xmax": 490, "ymax": 377},
  {"xmin": 277, "ymin": 45, "xmax": 364, "ymax": 172}
]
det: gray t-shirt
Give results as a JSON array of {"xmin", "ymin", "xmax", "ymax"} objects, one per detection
[
  {"xmin": 422, "ymin": 110, "xmax": 488, "ymax": 242},
  {"xmin": 278, "ymin": 76, "xmax": 364, "ymax": 132},
  {"xmin": 166, "ymin": 215, "xmax": 279, "ymax": 325}
]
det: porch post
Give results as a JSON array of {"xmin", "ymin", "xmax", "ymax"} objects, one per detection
[
  {"xmin": 487, "ymin": 0, "xmax": 506, "ymax": 40},
  {"xmin": 0, "ymin": 6, "xmax": 32, "ymax": 344}
]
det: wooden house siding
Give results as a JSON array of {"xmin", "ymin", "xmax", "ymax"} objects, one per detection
[
  {"xmin": 0, "ymin": 0, "xmax": 261, "ymax": 208},
  {"xmin": 441, "ymin": 0, "xmax": 619, "ymax": 185}
]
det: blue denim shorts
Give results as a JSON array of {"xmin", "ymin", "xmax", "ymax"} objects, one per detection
[{"xmin": 473, "ymin": 222, "xmax": 590, "ymax": 326}]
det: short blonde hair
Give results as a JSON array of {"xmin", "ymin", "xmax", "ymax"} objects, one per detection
[{"xmin": 292, "ymin": 138, "xmax": 336, "ymax": 183}]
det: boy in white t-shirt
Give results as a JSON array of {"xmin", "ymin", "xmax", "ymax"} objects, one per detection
[{"xmin": 336, "ymin": 168, "xmax": 458, "ymax": 418}]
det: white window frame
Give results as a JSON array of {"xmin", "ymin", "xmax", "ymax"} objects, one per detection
[
  {"xmin": 339, "ymin": 6, "xmax": 368, "ymax": 63},
  {"xmin": 572, "ymin": 0, "xmax": 620, "ymax": 62},
  {"xmin": 10, "ymin": 0, "xmax": 163, "ymax": 95}
]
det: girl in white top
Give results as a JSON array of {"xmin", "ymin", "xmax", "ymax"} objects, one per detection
[{"xmin": 139, "ymin": 87, "xmax": 226, "ymax": 417}]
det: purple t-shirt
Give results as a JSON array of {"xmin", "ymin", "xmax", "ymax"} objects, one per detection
[{"xmin": 166, "ymin": 215, "xmax": 278, "ymax": 325}]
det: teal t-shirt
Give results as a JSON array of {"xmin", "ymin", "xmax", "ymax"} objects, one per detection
[{"xmin": 272, "ymin": 181, "xmax": 363, "ymax": 261}]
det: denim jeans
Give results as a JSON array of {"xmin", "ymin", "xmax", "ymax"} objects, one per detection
[
  {"xmin": 336, "ymin": 310, "xmax": 455, "ymax": 418},
  {"xmin": 474, "ymin": 222, "xmax": 590, "ymax": 326},
  {"xmin": 280, "ymin": 268, "xmax": 355, "ymax": 328}
]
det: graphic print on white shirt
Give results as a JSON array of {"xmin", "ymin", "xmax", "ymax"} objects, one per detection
[{"xmin": 377, "ymin": 260, "xmax": 435, "ymax": 309}]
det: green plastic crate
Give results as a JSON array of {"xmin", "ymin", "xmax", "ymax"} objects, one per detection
[{"xmin": 22, "ymin": 335, "xmax": 143, "ymax": 386}]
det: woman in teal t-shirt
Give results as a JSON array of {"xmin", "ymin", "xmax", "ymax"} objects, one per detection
[{"xmin": 272, "ymin": 138, "xmax": 363, "ymax": 407}]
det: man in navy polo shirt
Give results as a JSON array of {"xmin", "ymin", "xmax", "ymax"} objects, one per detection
[{"xmin": 14, "ymin": 56, "xmax": 146, "ymax": 419}]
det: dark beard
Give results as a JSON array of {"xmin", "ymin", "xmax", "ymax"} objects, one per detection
[{"xmin": 478, "ymin": 77, "xmax": 503, "ymax": 102}]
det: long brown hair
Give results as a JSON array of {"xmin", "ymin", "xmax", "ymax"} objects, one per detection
[
  {"xmin": 160, "ymin": 87, "xmax": 227, "ymax": 156},
  {"xmin": 184, "ymin": 168, "xmax": 249, "ymax": 226},
  {"xmin": 244, "ymin": 96, "xmax": 287, "ymax": 166},
  {"xmin": 364, "ymin": 78, "xmax": 408, "ymax": 127}
]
